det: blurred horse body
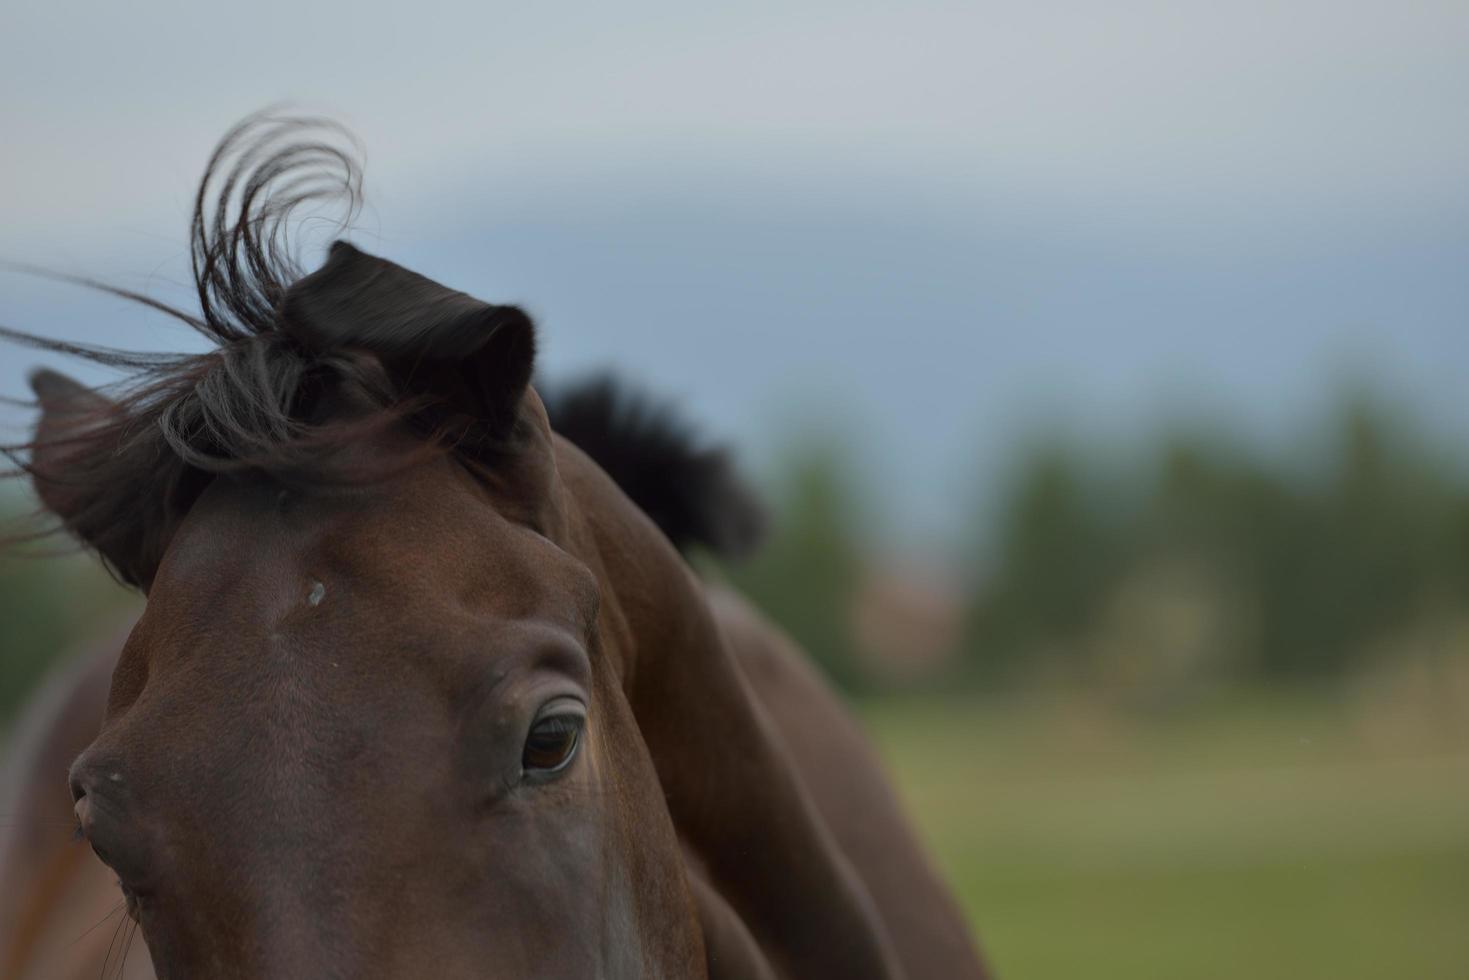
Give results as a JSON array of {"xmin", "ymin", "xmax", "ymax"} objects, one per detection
[
  {"xmin": 0, "ymin": 634, "xmax": 153, "ymax": 979},
  {"xmin": 0, "ymin": 115, "xmax": 986, "ymax": 979}
]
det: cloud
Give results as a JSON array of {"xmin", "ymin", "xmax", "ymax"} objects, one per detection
[{"xmin": 3, "ymin": 0, "xmax": 1466, "ymax": 243}]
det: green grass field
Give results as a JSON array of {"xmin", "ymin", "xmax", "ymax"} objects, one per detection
[{"xmin": 861, "ymin": 691, "xmax": 1469, "ymax": 979}]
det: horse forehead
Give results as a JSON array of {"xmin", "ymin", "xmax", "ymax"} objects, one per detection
[
  {"xmin": 150, "ymin": 469, "xmax": 591, "ymax": 641},
  {"xmin": 162, "ymin": 467, "xmax": 502, "ymax": 588}
]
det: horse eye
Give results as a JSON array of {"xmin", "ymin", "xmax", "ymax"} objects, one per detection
[{"xmin": 522, "ymin": 712, "xmax": 583, "ymax": 775}]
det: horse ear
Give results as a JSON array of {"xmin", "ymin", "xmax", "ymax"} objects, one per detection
[
  {"xmin": 27, "ymin": 369, "xmax": 198, "ymax": 590},
  {"xmin": 28, "ymin": 367, "xmax": 122, "ymax": 530},
  {"xmin": 280, "ymin": 242, "xmax": 536, "ymax": 454}
]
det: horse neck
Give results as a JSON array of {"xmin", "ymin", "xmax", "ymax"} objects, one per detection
[{"xmin": 558, "ymin": 443, "xmax": 906, "ymax": 980}]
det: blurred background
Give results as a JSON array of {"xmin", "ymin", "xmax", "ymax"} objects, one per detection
[{"xmin": 3, "ymin": 2, "xmax": 1467, "ymax": 977}]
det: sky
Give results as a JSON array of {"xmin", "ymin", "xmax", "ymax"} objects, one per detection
[{"xmin": 2, "ymin": 1, "xmax": 1467, "ymax": 552}]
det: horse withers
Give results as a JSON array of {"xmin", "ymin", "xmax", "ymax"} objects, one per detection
[{"xmin": 0, "ymin": 116, "xmax": 987, "ymax": 979}]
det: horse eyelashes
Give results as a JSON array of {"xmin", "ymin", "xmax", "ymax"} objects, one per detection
[{"xmin": 522, "ymin": 715, "xmax": 582, "ymax": 774}]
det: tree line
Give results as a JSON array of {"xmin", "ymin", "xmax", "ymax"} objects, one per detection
[{"xmin": 4, "ymin": 390, "xmax": 1468, "ymax": 718}]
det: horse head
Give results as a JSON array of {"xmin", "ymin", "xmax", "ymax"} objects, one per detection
[{"xmin": 19, "ymin": 115, "xmax": 905, "ymax": 980}]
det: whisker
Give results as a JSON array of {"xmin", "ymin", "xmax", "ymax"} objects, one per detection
[
  {"xmin": 66, "ymin": 899, "xmax": 126, "ymax": 949},
  {"xmin": 98, "ymin": 907, "xmax": 128, "ymax": 980},
  {"xmin": 112, "ymin": 920, "xmax": 140, "ymax": 980}
]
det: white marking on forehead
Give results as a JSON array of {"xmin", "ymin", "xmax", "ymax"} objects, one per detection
[{"xmin": 307, "ymin": 580, "xmax": 326, "ymax": 607}]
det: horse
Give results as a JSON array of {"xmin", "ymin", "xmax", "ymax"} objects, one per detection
[{"xmin": 0, "ymin": 114, "xmax": 988, "ymax": 979}]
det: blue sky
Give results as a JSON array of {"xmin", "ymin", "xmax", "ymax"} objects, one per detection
[{"xmin": 3, "ymin": 1, "xmax": 1466, "ymax": 551}]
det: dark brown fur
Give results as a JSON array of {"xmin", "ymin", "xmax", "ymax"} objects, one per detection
[{"xmin": 0, "ymin": 114, "xmax": 987, "ymax": 979}]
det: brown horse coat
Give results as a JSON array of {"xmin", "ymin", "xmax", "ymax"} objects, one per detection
[{"xmin": 0, "ymin": 113, "xmax": 988, "ymax": 979}]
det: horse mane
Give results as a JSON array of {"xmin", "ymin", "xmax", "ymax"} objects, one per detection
[
  {"xmin": 543, "ymin": 375, "xmax": 764, "ymax": 558},
  {"xmin": 2, "ymin": 112, "xmax": 762, "ymax": 585}
]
